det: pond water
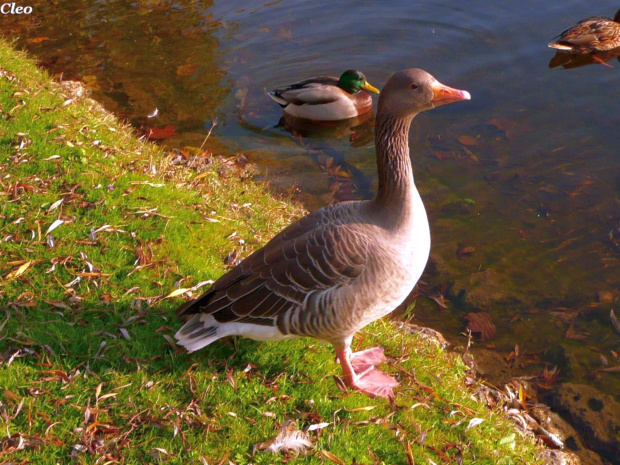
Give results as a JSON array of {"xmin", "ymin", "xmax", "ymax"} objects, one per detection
[{"xmin": 3, "ymin": 0, "xmax": 620, "ymax": 407}]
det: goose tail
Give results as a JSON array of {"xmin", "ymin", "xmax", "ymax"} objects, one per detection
[{"xmin": 175, "ymin": 314, "xmax": 224, "ymax": 352}]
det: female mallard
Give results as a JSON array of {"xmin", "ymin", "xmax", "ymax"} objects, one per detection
[
  {"xmin": 176, "ymin": 69, "xmax": 470, "ymax": 399},
  {"xmin": 549, "ymin": 9, "xmax": 620, "ymax": 53},
  {"xmin": 267, "ymin": 69, "xmax": 380, "ymax": 122}
]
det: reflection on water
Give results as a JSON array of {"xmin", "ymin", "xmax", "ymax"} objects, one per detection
[
  {"xmin": 278, "ymin": 112, "xmax": 375, "ymax": 144},
  {"xmin": 2, "ymin": 0, "xmax": 230, "ymax": 147},
  {"xmin": 549, "ymin": 49, "xmax": 620, "ymax": 68},
  {"xmin": 2, "ymin": 0, "xmax": 620, "ymax": 408}
]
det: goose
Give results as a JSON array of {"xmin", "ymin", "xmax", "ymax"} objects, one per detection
[
  {"xmin": 267, "ymin": 69, "xmax": 380, "ymax": 122},
  {"xmin": 176, "ymin": 68, "xmax": 471, "ymax": 398},
  {"xmin": 548, "ymin": 9, "xmax": 620, "ymax": 54}
]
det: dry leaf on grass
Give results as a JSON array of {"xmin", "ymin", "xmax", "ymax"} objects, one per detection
[
  {"xmin": 320, "ymin": 450, "xmax": 346, "ymax": 464},
  {"xmin": 4, "ymin": 260, "xmax": 35, "ymax": 281}
]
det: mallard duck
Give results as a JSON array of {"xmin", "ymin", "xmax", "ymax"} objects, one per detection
[
  {"xmin": 267, "ymin": 69, "xmax": 380, "ymax": 122},
  {"xmin": 549, "ymin": 9, "xmax": 620, "ymax": 53},
  {"xmin": 176, "ymin": 69, "xmax": 470, "ymax": 398}
]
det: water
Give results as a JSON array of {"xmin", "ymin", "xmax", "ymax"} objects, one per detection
[{"xmin": 3, "ymin": 0, "xmax": 620, "ymax": 401}]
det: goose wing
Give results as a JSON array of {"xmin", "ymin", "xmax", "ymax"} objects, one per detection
[{"xmin": 178, "ymin": 207, "xmax": 368, "ymax": 331}]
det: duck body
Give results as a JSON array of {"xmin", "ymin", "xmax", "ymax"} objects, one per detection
[
  {"xmin": 268, "ymin": 70, "xmax": 379, "ymax": 121},
  {"xmin": 549, "ymin": 10, "xmax": 620, "ymax": 53},
  {"xmin": 177, "ymin": 69, "xmax": 470, "ymax": 398}
]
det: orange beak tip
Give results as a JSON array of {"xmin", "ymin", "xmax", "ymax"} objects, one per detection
[{"xmin": 431, "ymin": 82, "xmax": 471, "ymax": 106}]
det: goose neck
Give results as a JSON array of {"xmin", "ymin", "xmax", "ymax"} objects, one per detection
[{"xmin": 373, "ymin": 113, "xmax": 417, "ymax": 208}]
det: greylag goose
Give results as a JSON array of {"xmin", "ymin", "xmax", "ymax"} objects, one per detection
[
  {"xmin": 267, "ymin": 69, "xmax": 380, "ymax": 121},
  {"xmin": 176, "ymin": 68, "xmax": 470, "ymax": 398}
]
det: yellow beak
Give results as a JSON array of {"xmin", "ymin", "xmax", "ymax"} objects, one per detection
[{"xmin": 362, "ymin": 81, "xmax": 380, "ymax": 94}]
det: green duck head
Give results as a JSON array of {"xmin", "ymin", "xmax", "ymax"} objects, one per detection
[{"xmin": 338, "ymin": 70, "xmax": 380, "ymax": 95}]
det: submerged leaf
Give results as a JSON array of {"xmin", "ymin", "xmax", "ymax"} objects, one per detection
[
  {"xmin": 465, "ymin": 312, "xmax": 497, "ymax": 340},
  {"xmin": 458, "ymin": 135, "xmax": 477, "ymax": 146},
  {"xmin": 611, "ymin": 310, "xmax": 620, "ymax": 336},
  {"xmin": 145, "ymin": 125, "xmax": 179, "ymax": 140}
]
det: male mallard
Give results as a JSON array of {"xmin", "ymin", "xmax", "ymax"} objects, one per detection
[
  {"xmin": 549, "ymin": 9, "xmax": 620, "ymax": 53},
  {"xmin": 176, "ymin": 69, "xmax": 470, "ymax": 399},
  {"xmin": 267, "ymin": 69, "xmax": 380, "ymax": 122}
]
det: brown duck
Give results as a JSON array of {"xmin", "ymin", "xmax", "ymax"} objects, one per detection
[
  {"xmin": 549, "ymin": 9, "xmax": 620, "ymax": 53},
  {"xmin": 175, "ymin": 68, "xmax": 470, "ymax": 399}
]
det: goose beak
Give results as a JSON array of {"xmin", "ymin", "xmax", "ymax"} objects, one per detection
[
  {"xmin": 362, "ymin": 81, "xmax": 380, "ymax": 94},
  {"xmin": 431, "ymin": 81, "xmax": 471, "ymax": 106}
]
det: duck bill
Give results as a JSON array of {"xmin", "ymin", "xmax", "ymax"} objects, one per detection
[
  {"xmin": 362, "ymin": 81, "xmax": 380, "ymax": 94},
  {"xmin": 431, "ymin": 81, "xmax": 471, "ymax": 106}
]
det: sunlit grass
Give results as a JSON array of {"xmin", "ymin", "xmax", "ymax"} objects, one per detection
[{"xmin": 0, "ymin": 40, "xmax": 544, "ymax": 464}]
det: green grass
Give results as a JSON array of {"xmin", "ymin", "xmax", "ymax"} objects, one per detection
[{"xmin": 0, "ymin": 40, "xmax": 544, "ymax": 464}]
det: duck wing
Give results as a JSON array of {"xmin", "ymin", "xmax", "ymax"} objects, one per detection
[
  {"xmin": 551, "ymin": 17, "xmax": 620, "ymax": 51},
  {"xmin": 268, "ymin": 76, "xmax": 343, "ymax": 107}
]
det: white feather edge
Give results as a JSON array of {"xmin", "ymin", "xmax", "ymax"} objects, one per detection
[
  {"xmin": 265, "ymin": 429, "xmax": 313, "ymax": 454},
  {"xmin": 548, "ymin": 42, "xmax": 574, "ymax": 50},
  {"xmin": 174, "ymin": 313, "xmax": 293, "ymax": 352}
]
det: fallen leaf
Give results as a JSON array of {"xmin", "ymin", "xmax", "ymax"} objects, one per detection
[
  {"xmin": 277, "ymin": 28, "xmax": 293, "ymax": 39},
  {"xmin": 306, "ymin": 422, "xmax": 330, "ymax": 432},
  {"xmin": 466, "ymin": 418, "xmax": 485, "ymax": 430},
  {"xmin": 405, "ymin": 440, "xmax": 414, "ymax": 465},
  {"xmin": 345, "ymin": 405, "xmax": 377, "ymax": 412},
  {"xmin": 176, "ymin": 64, "xmax": 196, "ymax": 76},
  {"xmin": 611, "ymin": 310, "xmax": 620, "ymax": 336},
  {"xmin": 144, "ymin": 125, "xmax": 179, "ymax": 140},
  {"xmin": 458, "ymin": 135, "xmax": 476, "ymax": 146},
  {"xmin": 26, "ymin": 36, "xmax": 50, "ymax": 44},
  {"xmin": 5, "ymin": 261, "xmax": 34, "ymax": 281},
  {"xmin": 45, "ymin": 219, "xmax": 64, "ymax": 235},
  {"xmin": 599, "ymin": 366, "xmax": 620, "ymax": 373},
  {"xmin": 457, "ymin": 244, "xmax": 476, "ymax": 259},
  {"xmin": 149, "ymin": 448, "xmax": 170, "ymax": 459},
  {"xmin": 163, "ymin": 288, "xmax": 191, "ymax": 299},
  {"xmin": 48, "ymin": 198, "xmax": 64, "ymax": 212},
  {"xmin": 320, "ymin": 450, "xmax": 346, "ymax": 464},
  {"xmin": 43, "ymin": 299, "xmax": 69, "ymax": 309},
  {"xmin": 565, "ymin": 324, "xmax": 589, "ymax": 340}
]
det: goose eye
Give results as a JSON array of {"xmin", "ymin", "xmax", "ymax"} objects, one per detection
[{"xmin": 410, "ymin": 83, "xmax": 418, "ymax": 90}]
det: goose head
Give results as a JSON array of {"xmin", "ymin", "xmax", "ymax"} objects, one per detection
[{"xmin": 377, "ymin": 68, "xmax": 470, "ymax": 119}]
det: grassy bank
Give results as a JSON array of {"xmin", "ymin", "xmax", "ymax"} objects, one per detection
[{"xmin": 0, "ymin": 40, "xmax": 543, "ymax": 464}]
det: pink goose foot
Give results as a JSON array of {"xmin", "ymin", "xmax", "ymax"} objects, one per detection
[{"xmin": 335, "ymin": 346, "xmax": 398, "ymax": 399}]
